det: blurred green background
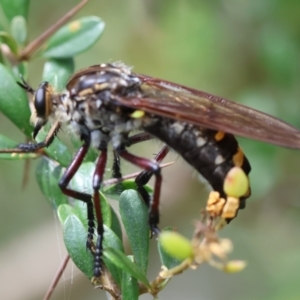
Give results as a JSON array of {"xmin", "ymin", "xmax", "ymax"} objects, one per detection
[{"xmin": 1, "ymin": 0, "xmax": 300, "ymax": 299}]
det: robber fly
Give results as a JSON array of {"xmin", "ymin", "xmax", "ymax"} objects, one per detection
[{"xmin": 2, "ymin": 62, "xmax": 300, "ymax": 281}]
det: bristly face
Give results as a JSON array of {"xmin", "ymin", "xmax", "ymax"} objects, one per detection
[{"xmin": 18, "ymin": 79, "xmax": 63, "ymax": 139}]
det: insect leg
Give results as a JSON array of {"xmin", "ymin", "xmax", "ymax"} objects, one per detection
[
  {"xmin": 128, "ymin": 132, "xmax": 153, "ymax": 145},
  {"xmin": 58, "ymin": 135, "xmax": 95, "ymax": 251},
  {"xmin": 112, "ymin": 150, "xmax": 122, "ymax": 179},
  {"xmin": 111, "ymin": 133, "xmax": 153, "ymax": 178},
  {"xmin": 92, "ymin": 149, "xmax": 108, "ymax": 278},
  {"xmin": 0, "ymin": 121, "xmax": 61, "ymax": 153},
  {"xmin": 117, "ymin": 149, "xmax": 163, "ymax": 234},
  {"xmin": 135, "ymin": 145, "xmax": 169, "ymax": 207}
]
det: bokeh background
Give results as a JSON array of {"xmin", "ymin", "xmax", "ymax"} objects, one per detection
[{"xmin": 1, "ymin": 0, "xmax": 300, "ymax": 299}]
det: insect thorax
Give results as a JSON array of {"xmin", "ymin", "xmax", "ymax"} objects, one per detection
[{"xmin": 56, "ymin": 63, "xmax": 144, "ymax": 150}]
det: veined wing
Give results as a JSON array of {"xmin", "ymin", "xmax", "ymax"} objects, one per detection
[{"xmin": 115, "ymin": 73, "xmax": 300, "ymax": 149}]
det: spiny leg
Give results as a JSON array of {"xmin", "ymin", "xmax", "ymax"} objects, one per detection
[
  {"xmin": 0, "ymin": 121, "xmax": 61, "ymax": 154},
  {"xmin": 111, "ymin": 131, "xmax": 154, "ymax": 177},
  {"xmin": 58, "ymin": 135, "xmax": 95, "ymax": 250},
  {"xmin": 111, "ymin": 132, "xmax": 154, "ymax": 179},
  {"xmin": 135, "ymin": 145, "xmax": 170, "ymax": 207}
]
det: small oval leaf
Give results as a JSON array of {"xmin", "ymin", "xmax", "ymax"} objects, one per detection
[
  {"xmin": 63, "ymin": 214, "xmax": 94, "ymax": 279},
  {"xmin": 40, "ymin": 17, "xmax": 105, "ymax": 58},
  {"xmin": 59, "ymin": 203, "xmax": 124, "ymax": 284},
  {"xmin": 10, "ymin": 16, "xmax": 27, "ymax": 45},
  {"xmin": 119, "ymin": 190, "xmax": 149, "ymax": 275}
]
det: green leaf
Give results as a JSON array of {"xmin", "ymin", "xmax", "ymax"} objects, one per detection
[
  {"xmin": 0, "ymin": 31, "xmax": 19, "ymax": 54},
  {"xmin": 69, "ymin": 161, "xmax": 94, "ymax": 194},
  {"xmin": 10, "ymin": 16, "xmax": 27, "ymax": 45},
  {"xmin": 119, "ymin": 190, "xmax": 149, "ymax": 275},
  {"xmin": 104, "ymin": 247, "xmax": 151, "ymax": 289},
  {"xmin": 40, "ymin": 17, "xmax": 105, "ymax": 58},
  {"xmin": 0, "ymin": 133, "xmax": 39, "ymax": 159},
  {"xmin": 42, "ymin": 58, "xmax": 74, "ymax": 90},
  {"xmin": 122, "ymin": 256, "xmax": 139, "ymax": 300},
  {"xmin": 0, "ymin": 0, "xmax": 30, "ymax": 22},
  {"xmin": 103, "ymin": 179, "xmax": 152, "ymax": 201},
  {"xmin": 65, "ymin": 194, "xmax": 112, "ymax": 233},
  {"xmin": 110, "ymin": 206, "xmax": 123, "ymax": 241},
  {"xmin": 43, "ymin": 138, "xmax": 72, "ymax": 167},
  {"xmin": 36, "ymin": 156, "xmax": 68, "ymax": 209},
  {"xmin": 63, "ymin": 214, "xmax": 94, "ymax": 279},
  {"xmin": 78, "ymin": 190, "xmax": 112, "ymax": 229},
  {"xmin": 102, "ymin": 225, "xmax": 124, "ymax": 287},
  {"xmin": 57, "ymin": 201, "xmax": 124, "ymax": 286},
  {"xmin": 57, "ymin": 203, "xmax": 75, "ymax": 225},
  {"xmin": 0, "ymin": 63, "xmax": 32, "ymax": 136},
  {"xmin": 71, "ymin": 200, "xmax": 88, "ymax": 229}
]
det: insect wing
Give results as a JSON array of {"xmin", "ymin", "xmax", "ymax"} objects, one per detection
[{"xmin": 116, "ymin": 74, "xmax": 300, "ymax": 150}]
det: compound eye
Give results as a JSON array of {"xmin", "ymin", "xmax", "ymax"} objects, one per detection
[{"xmin": 34, "ymin": 82, "xmax": 53, "ymax": 119}]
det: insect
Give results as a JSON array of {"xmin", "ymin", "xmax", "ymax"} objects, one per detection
[{"xmin": 2, "ymin": 62, "xmax": 300, "ymax": 282}]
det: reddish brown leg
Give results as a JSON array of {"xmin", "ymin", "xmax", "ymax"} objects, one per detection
[
  {"xmin": 111, "ymin": 132, "xmax": 154, "ymax": 181},
  {"xmin": 59, "ymin": 134, "xmax": 108, "ymax": 277},
  {"xmin": 58, "ymin": 136, "xmax": 95, "ymax": 250},
  {"xmin": 118, "ymin": 148, "xmax": 167, "ymax": 234},
  {"xmin": 135, "ymin": 145, "xmax": 169, "ymax": 207}
]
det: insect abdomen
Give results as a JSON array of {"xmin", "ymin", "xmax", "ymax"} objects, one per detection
[{"xmin": 143, "ymin": 118, "xmax": 251, "ymax": 218}]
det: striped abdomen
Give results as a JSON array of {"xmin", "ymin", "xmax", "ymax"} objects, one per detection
[{"xmin": 143, "ymin": 118, "xmax": 251, "ymax": 220}]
